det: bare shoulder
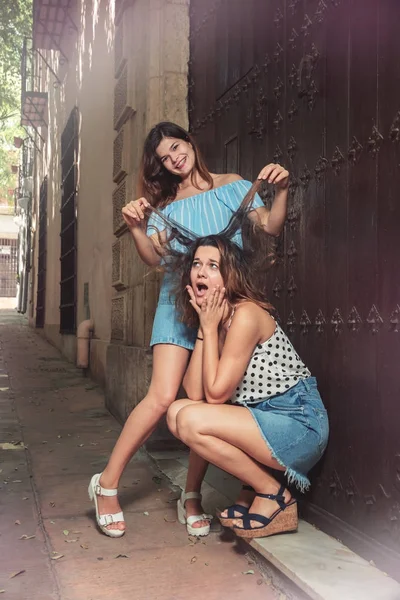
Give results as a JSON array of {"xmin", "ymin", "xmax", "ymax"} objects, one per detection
[
  {"xmin": 234, "ymin": 302, "xmax": 267, "ymax": 320},
  {"xmin": 232, "ymin": 303, "xmax": 276, "ymax": 337},
  {"xmin": 212, "ymin": 173, "xmax": 243, "ymax": 187}
]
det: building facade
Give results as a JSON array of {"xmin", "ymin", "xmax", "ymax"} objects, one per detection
[{"xmin": 20, "ymin": 0, "xmax": 189, "ymax": 408}]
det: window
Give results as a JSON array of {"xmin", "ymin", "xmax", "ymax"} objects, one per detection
[
  {"xmin": 36, "ymin": 177, "xmax": 47, "ymax": 327},
  {"xmin": 60, "ymin": 107, "xmax": 78, "ymax": 333}
]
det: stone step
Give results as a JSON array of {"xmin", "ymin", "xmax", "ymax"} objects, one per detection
[{"xmin": 150, "ymin": 449, "xmax": 400, "ymax": 600}]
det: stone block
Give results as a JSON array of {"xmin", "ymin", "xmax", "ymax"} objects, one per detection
[
  {"xmin": 130, "ymin": 283, "xmax": 146, "ymax": 347},
  {"xmin": 112, "ymin": 175, "xmax": 133, "ymax": 236},
  {"xmin": 113, "ymin": 61, "xmax": 136, "ymax": 131},
  {"xmin": 125, "ymin": 235, "xmax": 147, "ymax": 288},
  {"xmin": 163, "ymin": 72, "xmax": 189, "ymax": 125},
  {"xmin": 105, "ymin": 343, "xmax": 127, "ymax": 422},
  {"xmin": 113, "ymin": 117, "xmax": 133, "ymax": 184},
  {"xmin": 136, "ymin": 348, "xmax": 153, "ymax": 407},
  {"xmin": 114, "ymin": 8, "xmax": 134, "ymax": 78},
  {"xmin": 163, "ymin": 2, "xmax": 189, "ymax": 74},
  {"xmin": 111, "ymin": 239, "xmax": 126, "ymax": 290},
  {"xmin": 148, "ymin": 5, "xmax": 163, "ymax": 79},
  {"xmin": 89, "ymin": 338, "xmax": 108, "ymax": 388},
  {"xmin": 123, "ymin": 346, "xmax": 138, "ymax": 420},
  {"xmin": 144, "ymin": 276, "xmax": 160, "ymax": 346},
  {"xmin": 106, "ymin": 344, "xmax": 153, "ymax": 424},
  {"xmin": 146, "ymin": 76, "xmax": 163, "ymax": 129},
  {"xmin": 111, "ymin": 295, "xmax": 126, "ymax": 341}
]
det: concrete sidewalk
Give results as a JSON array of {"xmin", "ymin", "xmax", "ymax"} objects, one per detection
[{"xmin": 0, "ymin": 311, "xmax": 279, "ymax": 600}]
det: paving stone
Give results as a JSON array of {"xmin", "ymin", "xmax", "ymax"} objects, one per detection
[{"xmin": 0, "ymin": 311, "xmax": 277, "ymax": 600}]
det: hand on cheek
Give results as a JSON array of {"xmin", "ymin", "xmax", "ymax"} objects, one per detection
[{"xmin": 199, "ymin": 286, "xmax": 226, "ymax": 332}]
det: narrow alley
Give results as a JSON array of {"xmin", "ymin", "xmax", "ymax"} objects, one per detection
[{"xmin": 0, "ymin": 311, "xmax": 279, "ymax": 600}]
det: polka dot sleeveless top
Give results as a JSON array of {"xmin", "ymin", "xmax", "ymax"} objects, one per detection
[{"xmin": 232, "ymin": 320, "xmax": 311, "ymax": 405}]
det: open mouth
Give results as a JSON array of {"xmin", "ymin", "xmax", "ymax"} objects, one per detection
[
  {"xmin": 195, "ymin": 283, "xmax": 208, "ymax": 297},
  {"xmin": 175, "ymin": 156, "xmax": 187, "ymax": 170}
]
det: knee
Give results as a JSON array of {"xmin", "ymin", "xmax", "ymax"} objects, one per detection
[
  {"xmin": 167, "ymin": 399, "xmax": 196, "ymax": 437},
  {"xmin": 176, "ymin": 407, "xmax": 200, "ymax": 445},
  {"xmin": 166, "ymin": 402, "xmax": 180, "ymax": 437},
  {"xmin": 147, "ymin": 389, "xmax": 177, "ymax": 416}
]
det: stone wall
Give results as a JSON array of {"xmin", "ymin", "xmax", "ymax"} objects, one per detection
[
  {"xmin": 30, "ymin": 0, "xmax": 116, "ymax": 373},
  {"xmin": 29, "ymin": 0, "xmax": 190, "ymax": 430},
  {"xmin": 106, "ymin": 0, "xmax": 190, "ymax": 426}
]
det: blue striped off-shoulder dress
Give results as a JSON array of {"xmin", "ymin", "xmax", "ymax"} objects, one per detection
[{"xmin": 146, "ymin": 179, "xmax": 264, "ymax": 350}]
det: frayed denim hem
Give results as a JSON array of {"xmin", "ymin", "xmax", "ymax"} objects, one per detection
[
  {"xmin": 245, "ymin": 406, "xmax": 311, "ymax": 493},
  {"xmin": 285, "ymin": 468, "xmax": 310, "ymax": 494}
]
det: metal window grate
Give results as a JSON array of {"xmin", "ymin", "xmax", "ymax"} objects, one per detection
[
  {"xmin": 60, "ymin": 107, "xmax": 78, "ymax": 333},
  {"xmin": 21, "ymin": 37, "xmax": 48, "ymax": 137},
  {"xmin": 0, "ymin": 239, "xmax": 18, "ymax": 297},
  {"xmin": 33, "ymin": 0, "xmax": 77, "ymax": 59},
  {"xmin": 36, "ymin": 177, "xmax": 47, "ymax": 327}
]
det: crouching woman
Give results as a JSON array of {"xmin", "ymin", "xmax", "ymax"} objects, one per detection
[{"xmin": 166, "ymin": 235, "xmax": 329, "ymax": 538}]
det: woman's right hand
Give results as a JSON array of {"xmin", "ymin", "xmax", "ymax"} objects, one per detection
[
  {"xmin": 121, "ymin": 197, "xmax": 150, "ymax": 229},
  {"xmin": 187, "ymin": 285, "xmax": 226, "ymax": 332}
]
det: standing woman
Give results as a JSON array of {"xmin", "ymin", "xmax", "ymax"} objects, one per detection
[{"xmin": 88, "ymin": 122, "xmax": 289, "ymax": 537}]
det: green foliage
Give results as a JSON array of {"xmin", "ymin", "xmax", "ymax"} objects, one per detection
[
  {"xmin": 0, "ymin": 0, "xmax": 32, "ymax": 202},
  {"xmin": 0, "ymin": 118, "xmax": 20, "ymax": 204},
  {"xmin": 0, "ymin": 1, "xmax": 32, "ymax": 113}
]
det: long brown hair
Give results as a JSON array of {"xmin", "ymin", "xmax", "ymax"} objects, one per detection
[
  {"xmin": 139, "ymin": 122, "xmax": 213, "ymax": 208},
  {"xmin": 147, "ymin": 179, "xmax": 277, "ymax": 328},
  {"xmin": 176, "ymin": 235, "xmax": 275, "ymax": 328}
]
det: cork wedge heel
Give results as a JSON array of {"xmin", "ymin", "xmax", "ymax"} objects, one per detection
[{"xmin": 234, "ymin": 485, "xmax": 298, "ymax": 539}]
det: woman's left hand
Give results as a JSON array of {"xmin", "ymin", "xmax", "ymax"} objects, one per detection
[
  {"xmin": 198, "ymin": 286, "xmax": 227, "ymax": 333},
  {"xmin": 258, "ymin": 163, "xmax": 289, "ymax": 190}
]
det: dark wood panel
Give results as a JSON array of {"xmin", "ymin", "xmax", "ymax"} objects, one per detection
[
  {"xmin": 346, "ymin": 0, "xmax": 380, "ymax": 539},
  {"xmin": 312, "ymin": 0, "xmax": 350, "ymax": 524},
  {"xmin": 189, "ymin": 0, "xmax": 400, "ymax": 575},
  {"xmin": 375, "ymin": 0, "xmax": 400, "ymax": 553}
]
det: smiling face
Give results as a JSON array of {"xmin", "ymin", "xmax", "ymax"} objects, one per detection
[
  {"xmin": 190, "ymin": 245, "xmax": 224, "ymax": 305},
  {"xmin": 156, "ymin": 136, "xmax": 195, "ymax": 179}
]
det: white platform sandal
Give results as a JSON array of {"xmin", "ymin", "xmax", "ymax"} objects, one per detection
[
  {"xmin": 88, "ymin": 473, "xmax": 125, "ymax": 538},
  {"xmin": 177, "ymin": 491, "xmax": 213, "ymax": 537}
]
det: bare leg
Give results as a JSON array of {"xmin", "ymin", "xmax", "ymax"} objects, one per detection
[
  {"xmin": 96, "ymin": 345, "xmax": 190, "ymax": 531},
  {"xmin": 184, "ymin": 449, "xmax": 210, "ymax": 526},
  {"xmin": 167, "ymin": 399, "xmax": 210, "ymax": 528},
  {"xmin": 185, "ymin": 450, "xmax": 209, "ymax": 492},
  {"xmin": 176, "ymin": 404, "xmax": 292, "ymax": 527}
]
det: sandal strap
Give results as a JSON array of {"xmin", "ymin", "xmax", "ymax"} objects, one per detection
[
  {"xmin": 256, "ymin": 484, "xmax": 286, "ymax": 510},
  {"xmin": 95, "ymin": 483, "xmax": 118, "ymax": 497},
  {"xmin": 186, "ymin": 513, "xmax": 212, "ymax": 526},
  {"xmin": 241, "ymin": 512, "xmax": 271, "ymax": 529},
  {"xmin": 98, "ymin": 511, "xmax": 124, "ymax": 526},
  {"xmin": 225, "ymin": 504, "xmax": 249, "ymax": 519},
  {"xmin": 181, "ymin": 491, "xmax": 202, "ymax": 506}
]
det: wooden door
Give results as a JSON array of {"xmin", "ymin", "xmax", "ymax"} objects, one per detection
[{"xmin": 189, "ymin": 0, "xmax": 400, "ymax": 576}]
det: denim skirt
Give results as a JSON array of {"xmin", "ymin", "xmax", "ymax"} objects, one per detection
[
  {"xmin": 150, "ymin": 275, "xmax": 197, "ymax": 350},
  {"xmin": 150, "ymin": 302, "xmax": 197, "ymax": 349},
  {"xmin": 245, "ymin": 377, "xmax": 329, "ymax": 492}
]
